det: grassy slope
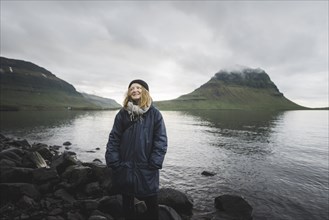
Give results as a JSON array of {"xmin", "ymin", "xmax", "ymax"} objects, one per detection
[
  {"xmin": 1, "ymin": 89, "xmax": 101, "ymax": 110},
  {"xmin": 1, "ymin": 57, "xmax": 99, "ymax": 110},
  {"xmin": 155, "ymin": 81, "xmax": 306, "ymax": 110}
]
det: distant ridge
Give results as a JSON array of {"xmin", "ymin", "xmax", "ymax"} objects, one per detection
[
  {"xmin": 0, "ymin": 56, "xmax": 121, "ymax": 110},
  {"xmin": 81, "ymin": 93, "xmax": 121, "ymax": 109},
  {"xmin": 155, "ymin": 67, "xmax": 306, "ymax": 110}
]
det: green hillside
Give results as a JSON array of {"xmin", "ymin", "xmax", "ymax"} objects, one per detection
[
  {"xmin": 155, "ymin": 67, "xmax": 306, "ymax": 110},
  {"xmin": 0, "ymin": 57, "xmax": 121, "ymax": 110}
]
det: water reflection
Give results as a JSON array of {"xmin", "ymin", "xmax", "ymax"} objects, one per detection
[
  {"xmin": 178, "ymin": 110, "xmax": 284, "ymax": 156},
  {"xmin": 181, "ymin": 109, "xmax": 283, "ymax": 131},
  {"xmin": 0, "ymin": 110, "xmax": 90, "ymax": 131}
]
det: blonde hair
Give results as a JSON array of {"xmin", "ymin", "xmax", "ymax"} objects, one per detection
[{"xmin": 123, "ymin": 87, "xmax": 152, "ymax": 109}]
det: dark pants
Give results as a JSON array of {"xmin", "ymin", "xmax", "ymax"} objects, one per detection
[{"xmin": 122, "ymin": 194, "xmax": 159, "ymax": 220}]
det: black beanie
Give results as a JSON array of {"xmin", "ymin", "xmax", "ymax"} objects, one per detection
[{"xmin": 128, "ymin": 79, "xmax": 149, "ymax": 91}]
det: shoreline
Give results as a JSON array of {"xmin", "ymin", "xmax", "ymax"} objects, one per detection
[{"xmin": 0, "ymin": 134, "xmax": 253, "ymax": 220}]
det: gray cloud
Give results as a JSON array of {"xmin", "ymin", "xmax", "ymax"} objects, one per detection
[{"xmin": 1, "ymin": 1, "xmax": 328, "ymax": 107}]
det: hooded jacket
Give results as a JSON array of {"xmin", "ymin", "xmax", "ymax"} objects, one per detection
[{"xmin": 105, "ymin": 105, "xmax": 167, "ymax": 197}]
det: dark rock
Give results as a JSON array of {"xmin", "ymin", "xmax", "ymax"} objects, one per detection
[
  {"xmin": 0, "ymin": 147, "xmax": 24, "ymax": 165},
  {"xmin": 98, "ymin": 195, "xmax": 123, "ymax": 218},
  {"xmin": 61, "ymin": 165, "xmax": 92, "ymax": 188},
  {"xmin": 30, "ymin": 210, "xmax": 47, "ymax": 219},
  {"xmin": 49, "ymin": 208, "xmax": 63, "ymax": 216},
  {"xmin": 159, "ymin": 204, "xmax": 182, "ymax": 220},
  {"xmin": 26, "ymin": 151, "xmax": 48, "ymax": 168},
  {"xmin": 51, "ymin": 151, "xmax": 80, "ymax": 175},
  {"xmin": 32, "ymin": 167, "xmax": 60, "ymax": 183},
  {"xmin": 67, "ymin": 210, "xmax": 85, "ymax": 220},
  {"xmin": 201, "ymin": 171, "xmax": 216, "ymax": 176},
  {"xmin": 84, "ymin": 182, "xmax": 102, "ymax": 197},
  {"xmin": 76, "ymin": 199, "xmax": 99, "ymax": 213},
  {"xmin": 214, "ymin": 194, "xmax": 253, "ymax": 220},
  {"xmin": 0, "ymin": 183, "xmax": 40, "ymax": 202},
  {"xmin": 20, "ymin": 213, "xmax": 30, "ymax": 219},
  {"xmin": 89, "ymin": 210, "xmax": 114, "ymax": 220},
  {"xmin": 95, "ymin": 148, "xmax": 100, "ymax": 150},
  {"xmin": 17, "ymin": 195, "xmax": 37, "ymax": 209},
  {"xmin": 134, "ymin": 198, "xmax": 147, "ymax": 214},
  {"xmin": 31, "ymin": 143, "xmax": 53, "ymax": 161},
  {"xmin": 0, "ymin": 203, "xmax": 15, "ymax": 219},
  {"xmin": 92, "ymin": 159, "xmax": 103, "ymax": 164},
  {"xmin": 63, "ymin": 141, "xmax": 72, "ymax": 146},
  {"xmin": 88, "ymin": 216, "xmax": 108, "ymax": 220},
  {"xmin": 7, "ymin": 139, "xmax": 31, "ymax": 149},
  {"xmin": 37, "ymin": 182, "xmax": 54, "ymax": 194},
  {"xmin": 83, "ymin": 162, "xmax": 112, "ymax": 193},
  {"xmin": 44, "ymin": 197, "xmax": 63, "ymax": 209},
  {"xmin": 50, "ymin": 145, "xmax": 62, "ymax": 150},
  {"xmin": 0, "ymin": 158, "xmax": 17, "ymax": 167},
  {"xmin": 66, "ymin": 151, "xmax": 77, "ymax": 156},
  {"xmin": 158, "ymin": 188, "xmax": 193, "ymax": 217},
  {"xmin": 0, "ymin": 133, "xmax": 6, "ymax": 140},
  {"xmin": 0, "ymin": 167, "xmax": 34, "ymax": 183},
  {"xmin": 54, "ymin": 189, "xmax": 76, "ymax": 204},
  {"xmin": 47, "ymin": 216, "xmax": 65, "ymax": 220}
]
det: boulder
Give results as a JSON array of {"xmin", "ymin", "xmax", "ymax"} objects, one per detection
[
  {"xmin": 201, "ymin": 171, "xmax": 216, "ymax": 176},
  {"xmin": 66, "ymin": 210, "xmax": 85, "ymax": 220},
  {"xmin": 75, "ymin": 199, "xmax": 99, "ymax": 214},
  {"xmin": 83, "ymin": 162, "xmax": 112, "ymax": 193},
  {"xmin": 158, "ymin": 188, "xmax": 193, "ymax": 217},
  {"xmin": 51, "ymin": 151, "xmax": 80, "ymax": 175},
  {"xmin": 214, "ymin": 194, "xmax": 253, "ymax": 220},
  {"xmin": 0, "ymin": 147, "xmax": 24, "ymax": 166},
  {"xmin": 0, "ymin": 183, "xmax": 40, "ymax": 201},
  {"xmin": 88, "ymin": 210, "xmax": 114, "ymax": 220},
  {"xmin": 26, "ymin": 151, "xmax": 48, "ymax": 168},
  {"xmin": 17, "ymin": 195, "xmax": 37, "ymax": 209},
  {"xmin": 98, "ymin": 195, "xmax": 123, "ymax": 219},
  {"xmin": 61, "ymin": 165, "xmax": 92, "ymax": 188},
  {"xmin": 159, "ymin": 204, "xmax": 182, "ymax": 220},
  {"xmin": 0, "ymin": 158, "xmax": 16, "ymax": 167},
  {"xmin": 31, "ymin": 143, "xmax": 53, "ymax": 161},
  {"xmin": 7, "ymin": 139, "xmax": 31, "ymax": 149},
  {"xmin": 84, "ymin": 182, "xmax": 103, "ymax": 197},
  {"xmin": 32, "ymin": 167, "xmax": 60, "ymax": 183},
  {"xmin": 63, "ymin": 141, "xmax": 72, "ymax": 146},
  {"xmin": 0, "ymin": 167, "xmax": 34, "ymax": 183},
  {"xmin": 92, "ymin": 159, "xmax": 102, "ymax": 164},
  {"xmin": 54, "ymin": 188, "xmax": 76, "ymax": 204}
]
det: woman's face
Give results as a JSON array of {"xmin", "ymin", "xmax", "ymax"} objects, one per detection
[{"xmin": 129, "ymin": 83, "xmax": 143, "ymax": 101}]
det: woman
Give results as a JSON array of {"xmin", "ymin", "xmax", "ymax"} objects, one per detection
[{"xmin": 105, "ymin": 79, "xmax": 168, "ymax": 220}]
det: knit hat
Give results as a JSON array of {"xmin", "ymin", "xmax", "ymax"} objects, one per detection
[{"xmin": 128, "ymin": 79, "xmax": 149, "ymax": 91}]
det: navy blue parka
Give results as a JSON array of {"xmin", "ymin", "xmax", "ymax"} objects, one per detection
[{"xmin": 105, "ymin": 104, "xmax": 167, "ymax": 197}]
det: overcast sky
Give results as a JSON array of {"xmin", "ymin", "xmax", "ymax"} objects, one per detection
[{"xmin": 1, "ymin": 1, "xmax": 328, "ymax": 108}]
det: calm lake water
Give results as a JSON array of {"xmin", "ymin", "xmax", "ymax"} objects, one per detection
[{"xmin": 1, "ymin": 109, "xmax": 328, "ymax": 220}]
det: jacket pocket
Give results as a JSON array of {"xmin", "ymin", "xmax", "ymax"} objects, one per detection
[{"xmin": 135, "ymin": 168, "xmax": 159, "ymax": 195}]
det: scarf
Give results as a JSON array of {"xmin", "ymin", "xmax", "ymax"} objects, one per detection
[{"xmin": 126, "ymin": 101, "xmax": 150, "ymax": 121}]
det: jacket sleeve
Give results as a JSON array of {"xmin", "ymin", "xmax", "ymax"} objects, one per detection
[
  {"xmin": 105, "ymin": 110, "xmax": 124, "ymax": 169},
  {"xmin": 149, "ymin": 111, "xmax": 168, "ymax": 169}
]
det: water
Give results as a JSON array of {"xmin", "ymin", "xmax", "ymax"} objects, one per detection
[{"xmin": 0, "ymin": 110, "xmax": 328, "ymax": 220}]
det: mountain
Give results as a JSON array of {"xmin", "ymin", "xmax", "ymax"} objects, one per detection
[
  {"xmin": 0, "ymin": 57, "xmax": 121, "ymax": 110},
  {"xmin": 154, "ymin": 67, "xmax": 306, "ymax": 110},
  {"xmin": 81, "ymin": 93, "xmax": 121, "ymax": 109}
]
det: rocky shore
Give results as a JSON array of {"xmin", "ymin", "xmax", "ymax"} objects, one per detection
[{"xmin": 0, "ymin": 134, "xmax": 253, "ymax": 220}]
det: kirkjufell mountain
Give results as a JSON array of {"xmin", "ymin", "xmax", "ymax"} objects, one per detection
[{"xmin": 154, "ymin": 67, "xmax": 305, "ymax": 110}]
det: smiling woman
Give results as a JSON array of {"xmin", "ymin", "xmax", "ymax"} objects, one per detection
[{"xmin": 105, "ymin": 79, "xmax": 168, "ymax": 220}]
